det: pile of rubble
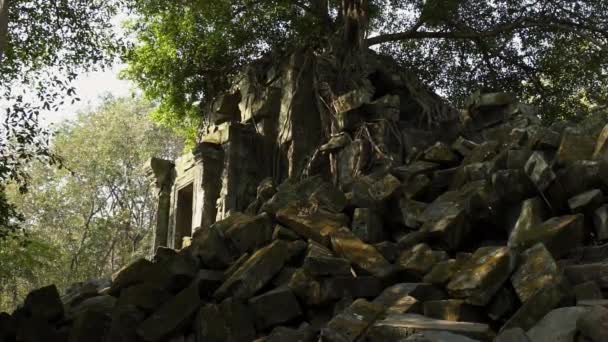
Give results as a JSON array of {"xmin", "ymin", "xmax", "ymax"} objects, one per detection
[{"xmin": 4, "ymin": 91, "xmax": 608, "ymax": 342}]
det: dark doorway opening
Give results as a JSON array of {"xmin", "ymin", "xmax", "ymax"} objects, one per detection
[{"xmin": 175, "ymin": 183, "xmax": 194, "ymax": 249}]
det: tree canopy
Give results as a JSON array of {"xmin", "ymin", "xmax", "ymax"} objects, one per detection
[
  {"xmin": 1, "ymin": 96, "xmax": 182, "ymax": 311},
  {"xmin": 124, "ymin": 0, "xmax": 608, "ymax": 137}
]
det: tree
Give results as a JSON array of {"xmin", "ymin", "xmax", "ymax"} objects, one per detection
[
  {"xmin": 124, "ymin": 0, "xmax": 608, "ymax": 135},
  {"xmin": 2, "ymin": 96, "xmax": 182, "ymax": 311},
  {"xmin": 0, "ymin": 0, "xmax": 124, "ymax": 236}
]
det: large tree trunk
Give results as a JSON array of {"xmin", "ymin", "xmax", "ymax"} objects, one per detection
[
  {"xmin": 0, "ymin": 0, "xmax": 8, "ymax": 62},
  {"xmin": 342, "ymin": 0, "xmax": 369, "ymax": 51}
]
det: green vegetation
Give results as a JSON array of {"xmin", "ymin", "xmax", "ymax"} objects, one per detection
[{"xmin": 0, "ymin": 97, "xmax": 182, "ymax": 311}]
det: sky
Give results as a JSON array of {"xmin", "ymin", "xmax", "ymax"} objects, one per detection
[{"xmin": 41, "ymin": 64, "xmax": 134, "ymax": 127}]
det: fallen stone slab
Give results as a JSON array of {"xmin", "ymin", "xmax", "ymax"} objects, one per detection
[
  {"xmin": 194, "ymin": 298, "xmax": 256, "ymax": 342},
  {"xmin": 23, "ymin": 285, "xmax": 64, "ymax": 323},
  {"xmin": 276, "ymin": 202, "xmax": 348, "ymax": 244},
  {"xmin": 393, "ymin": 161, "xmax": 440, "ymax": 182},
  {"xmin": 68, "ymin": 310, "xmax": 111, "ymax": 342},
  {"xmin": 136, "ymin": 278, "xmax": 202, "ymax": 342},
  {"xmin": 330, "ymin": 228, "xmax": 393, "ymax": 278},
  {"xmin": 422, "ymin": 142, "xmax": 460, "ymax": 166},
  {"xmin": 574, "ymin": 281, "xmax": 604, "ymax": 302},
  {"xmin": 397, "ymin": 243, "xmax": 449, "ymax": 277},
  {"xmin": 593, "ymin": 205, "xmax": 608, "ymax": 241},
  {"xmin": 524, "ymin": 151, "xmax": 556, "ymax": 191},
  {"xmin": 511, "ymin": 243, "xmax": 561, "ymax": 303},
  {"xmin": 568, "ymin": 189, "xmax": 604, "ymax": 215},
  {"xmin": 556, "ymin": 128, "xmax": 596, "ymax": 165},
  {"xmin": 374, "ymin": 283, "xmax": 446, "ymax": 315},
  {"xmin": 249, "ymin": 287, "xmax": 302, "ymax": 330},
  {"xmin": 423, "ymin": 300, "xmax": 484, "ymax": 323},
  {"xmin": 320, "ymin": 299, "xmax": 384, "ymax": 341},
  {"xmin": 189, "ymin": 227, "xmax": 234, "ymax": 269},
  {"xmin": 367, "ymin": 314, "xmax": 494, "ymax": 342},
  {"xmin": 213, "ymin": 212, "xmax": 274, "ymax": 254},
  {"xmin": 303, "ymin": 255, "xmax": 351, "ymax": 277},
  {"xmin": 577, "ymin": 305, "xmax": 608, "ymax": 342},
  {"xmin": 403, "ymin": 331, "xmax": 482, "ymax": 341},
  {"xmin": 564, "ymin": 262, "xmax": 608, "ymax": 288},
  {"xmin": 352, "ymin": 208, "xmax": 385, "ymax": 243},
  {"xmin": 526, "ymin": 307, "xmax": 590, "ymax": 342},
  {"xmin": 494, "ymin": 328, "xmax": 531, "ymax": 342},
  {"xmin": 262, "ymin": 324, "xmax": 316, "ymax": 342},
  {"xmin": 104, "ymin": 304, "xmax": 145, "ymax": 342},
  {"xmin": 447, "ymin": 246, "xmax": 515, "ymax": 306},
  {"xmin": 509, "ymin": 214, "xmax": 585, "ymax": 258},
  {"xmin": 214, "ymin": 240, "xmax": 290, "ymax": 300},
  {"xmin": 399, "ymin": 198, "xmax": 427, "ymax": 228},
  {"xmin": 501, "ymin": 283, "xmax": 570, "ymax": 331}
]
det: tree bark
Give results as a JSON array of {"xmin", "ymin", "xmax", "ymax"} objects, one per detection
[{"xmin": 0, "ymin": 0, "xmax": 8, "ymax": 62}]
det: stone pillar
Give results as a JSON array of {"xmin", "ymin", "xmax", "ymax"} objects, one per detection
[
  {"xmin": 192, "ymin": 143, "xmax": 224, "ymax": 232},
  {"xmin": 144, "ymin": 157, "xmax": 175, "ymax": 251}
]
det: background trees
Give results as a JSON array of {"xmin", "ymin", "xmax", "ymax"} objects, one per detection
[
  {"xmin": 124, "ymin": 0, "xmax": 608, "ymax": 139},
  {"xmin": 0, "ymin": 97, "xmax": 182, "ymax": 312}
]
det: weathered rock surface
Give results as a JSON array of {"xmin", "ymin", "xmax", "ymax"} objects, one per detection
[{"xmin": 5, "ymin": 83, "xmax": 608, "ymax": 342}]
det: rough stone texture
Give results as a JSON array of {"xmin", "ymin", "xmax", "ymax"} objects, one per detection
[
  {"xmin": 320, "ymin": 299, "xmax": 384, "ymax": 341},
  {"xmin": 213, "ymin": 212, "xmax": 273, "ymax": 254},
  {"xmin": 194, "ymin": 298, "xmax": 256, "ymax": 342},
  {"xmin": 563, "ymin": 262, "xmax": 608, "ymax": 288},
  {"xmin": 368, "ymin": 314, "xmax": 494, "ymax": 342},
  {"xmin": 276, "ymin": 202, "xmax": 348, "ymax": 244},
  {"xmin": 524, "ymin": 151, "xmax": 556, "ymax": 191},
  {"xmin": 495, "ymin": 328, "xmax": 531, "ymax": 342},
  {"xmin": 577, "ymin": 305, "xmax": 608, "ymax": 342},
  {"xmin": 447, "ymin": 247, "xmax": 515, "ymax": 306},
  {"xmin": 574, "ymin": 281, "xmax": 604, "ymax": 302},
  {"xmin": 136, "ymin": 278, "xmax": 202, "ymax": 342},
  {"xmin": 249, "ymin": 287, "xmax": 302, "ymax": 330},
  {"xmin": 23, "ymin": 285, "xmax": 64, "ymax": 322},
  {"xmin": 556, "ymin": 128, "xmax": 596, "ymax": 164},
  {"xmin": 501, "ymin": 283, "xmax": 570, "ymax": 331},
  {"xmin": 214, "ymin": 240, "xmax": 290, "ymax": 300},
  {"xmin": 330, "ymin": 228, "xmax": 393, "ymax": 278},
  {"xmin": 352, "ymin": 208, "xmax": 385, "ymax": 243},
  {"xmin": 509, "ymin": 214, "xmax": 585, "ymax": 258},
  {"xmin": 593, "ymin": 205, "xmax": 608, "ymax": 241},
  {"xmin": 568, "ymin": 189, "xmax": 604, "ymax": 215},
  {"xmin": 526, "ymin": 307, "xmax": 589, "ymax": 342},
  {"xmin": 422, "ymin": 300, "xmax": 484, "ymax": 323},
  {"xmin": 511, "ymin": 243, "xmax": 561, "ymax": 303},
  {"xmin": 398, "ymin": 243, "xmax": 449, "ymax": 277}
]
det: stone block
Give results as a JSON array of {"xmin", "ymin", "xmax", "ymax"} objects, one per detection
[
  {"xmin": 423, "ymin": 254, "xmax": 470, "ymax": 285},
  {"xmin": 397, "ymin": 243, "xmax": 449, "ymax": 277},
  {"xmin": 214, "ymin": 240, "xmax": 290, "ymax": 300},
  {"xmin": 23, "ymin": 285, "xmax": 64, "ymax": 323},
  {"xmin": 404, "ymin": 331, "xmax": 483, "ymax": 341},
  {"xmin": 194, "ymin": 298, "xmax": 256, "ymax": 342},
  {"xmin": 69, "ymin": 310, "xmax": 111, "ymax": 342},
  {"xmin": 367, "ymin": 314, "xmax": 494, "ymax": 342},
  {"xmin": 189, "ymin": 227, "xmax": 234, "ymax": 269},
  {"xmin": 309, "ymin": 181, "xmax": 347, "ymax": 213},
  {"xmin": 393, "ymin": 161, "xmax": 440, "ymax": 182},
  {"xmin": 213, "ymin": 212, "xmax": 274, "ymax": 254},
  {"xmin": 447, "ymin": 246, "xmax": 515, "ymax": 306},
  {"xmin": 507, "ymin": 197, "xmax": 547, "ymax": 242},
  {"xmin": 373, "ymin": 283, "xmax": 446, "ymax": 313},
  {"xmin": 320, "ymin": 299, "xmax": 384, "ymax": 342},
  {"xmin": 509, "ymin": 214, "xmax": 584, "ymax": 258},
  {"xmin": 511, "ymin": 243, "xmax": 561, "ymax": 303},
  {"xmin": 593, "ymin": 205, "xmax": 608, "ymax": 241},
  {"xmin": 506, "ymin": 149, "xmax": 533, "ymax": 170},
  {"xmin": 303, "ymin": 255, "xmax": 352, "ymax": 277},
  {"xmin": 564, "ymin": 262, "xmax": 608, "ymax": 288},
  {"xmin": 568, "ymin": 189, "xmax": 604, "ymax": 215},
  {"xmin": 452, "ymin": 137, "xmax": 479, "ymax": 157},
  {"xmin": 501, "ymin": 283, "xmax": 569, "ymax": 331},
  {"xmin": 574, "ymin": 281, "xmax": 603, "ymax": 302},
  {"xmin": 524, "ymin": 151, "xmax": 555, "ymax": 191},
  {"xmin": 276, "ymin": 202, "xmax": 348, "ymax": 244},
  {"xmin": 373, "ymin": 241, "xmax": 399, "ymax": 262},
  {"xmin": 593, "ymin": 123, "xmax": 608, "ymax": 161},
  {"xmin": 577, "ymin": 305, "xmax": 608, "ymax": 342},
  {"xmin": 104, "ymin": 304, "xmax": 145, "ymax": 342},
  {"xmin": 422, "ymin": 142, "xmax": 460, "ymax": 165},
  {"xmin": 399, "ymin": 198, "xmax": 427, "ymax": 228},
  {"xmin": 526, "ymin": 307, "xmax": 589, "ymax": 342},
  {"xmin": 423, "ymin": 300, "xmax": 484, "ymax": 323},
  {"xmin": 330, "ymin": 228, "xmax": 393, "ymax": 278},
  {"xmin": 136, "ymin": 278, "xmax": 202, "ymax": 342},
  {"xmin": 352, "ymin": 208, "xmax": 385, "ymax": 243},
  {"xmin": 272, "ymin": 224, "xmax": 300, "ymax": 241},
  {"xmin": 556, "ymin": 129, "xmax": 596, "ymax": 164},
  {"xmin": 495, "ymin": 328, "xmax": 531, "ymax": 342},
  {"xmin": 249, "ymin": 287, "xmax": 302, "ymax": 330}
]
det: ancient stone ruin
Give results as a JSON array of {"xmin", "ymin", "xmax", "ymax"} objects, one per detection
[{"xmin": 3, "ymin": 50, "xmax": 608, "ymax": 341}]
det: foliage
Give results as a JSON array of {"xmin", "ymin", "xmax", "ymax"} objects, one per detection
[
  {"xmin": 1, "ymin": 96, "xmax": 182, "ymax": 312},
  {"xmin": 124, "ymin": 0, "xmax": 608, "ymax": 132},
  {"xmin": 0, "ymin": 0, "xmax": 124, "ymax": 210}
]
